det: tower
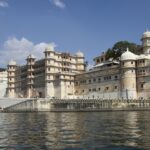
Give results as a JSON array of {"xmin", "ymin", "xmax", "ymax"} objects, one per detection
[
  {"xmin": 7, "ymin": 60, "xmax": 16, "ymax": 98},
  {"xmin": 26, "ymin": 54, "xmax": 35, "ymax": 98},
  {"xmin": 76, "ymin": 50, "xmax": 85, "ymax": 71},
  {"xmin": 120, "ymin": 48, "xmax": 137, "ymax": 99},
  {"xmin": 44, "ymin": 45, "xmax": 55, "ymax": 98},
  {"xmin": 141, "ymin": 31, "xmax": 150, "ymax": 55}
]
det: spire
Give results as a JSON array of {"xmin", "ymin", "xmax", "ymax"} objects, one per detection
[
  {"xmin": 77, "ymin": 49, "xmax": 81, "ymax": 53},
  {"xmin": 126, "ymin": 47, "xmax": 129, "ymax": 51}
]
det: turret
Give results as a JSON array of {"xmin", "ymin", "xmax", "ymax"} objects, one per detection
[
  {"xmin": 120, "ymin": 48, "xmax": 137, "ymax": 99},
  {"xmin": 7, "ymin": 60, "xmax": 17, "ymax": 98},
  {"xmin": 26, "ymin": 54, "xmax": 35, "ymax": 98},
  {"xmin": 44, "ymin": 45, "xmax": 55, "ymax": 98},
  {"xmin": 44, "ymin": 44, "xmax": 55, "ymax": 59},
  {"xmin": 141, "ymin": 31, "xmax": 150, "ymax": 55},
  {"xmin": 76, "ymin": 50, "xmax": 85, "ymax": 71}
]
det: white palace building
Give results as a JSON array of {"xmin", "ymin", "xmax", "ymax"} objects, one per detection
[{"xmin": 6, "ymin": 31, "xmax": 150, "ymax": 100}]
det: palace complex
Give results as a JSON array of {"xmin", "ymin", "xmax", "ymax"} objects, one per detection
[{"xmin": 6, "ymin": 31, "xmax": 150, "ymax": 99}]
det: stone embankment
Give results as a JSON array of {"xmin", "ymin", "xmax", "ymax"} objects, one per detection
[{"xmin": 1, "ymin": 98, "xmax": 150, "ymax": 112}]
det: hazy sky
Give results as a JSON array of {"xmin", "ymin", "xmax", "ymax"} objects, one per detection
[{"xmin": 0, "ymin": 0, "xmax": 150, "ymax": 67}]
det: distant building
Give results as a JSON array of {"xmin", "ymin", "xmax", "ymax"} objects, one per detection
[
  {"xmin": 7, "ymin": 31, "xmax": 150, "ymax": 99},
  {"xmin": 0, "ymin": 68, "xmax": 7, "ymax": 97}
]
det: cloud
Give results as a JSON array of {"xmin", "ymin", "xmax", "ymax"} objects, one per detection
[
  {"xmin": 0, "ymin": 0, "xmax": 8, "ymax": 8},
  {"xmin": 0, "ymin": 37, "xmax": 56, "ymax": 66},
  {"xmin": 49, "ymin": 0, "xmax": 65, "ymax": 9}
]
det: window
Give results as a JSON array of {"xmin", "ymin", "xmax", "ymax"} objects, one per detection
[
  {"xmin": 106, "ymin": 87, "xmax": 109, "ymax": 90},
  {"xmin": 115, "ymin": 86, "xmax": 117, "ymax": 89},
  {"xmin": 98, "ymin": 78, "xmax": 101, "ymax": 82},
  {"xmin": 131, "ymin": 61, "xmax": 133, "ymax": 64},
  {"xmin": 93, "ymin": 78, "xmax": 96, "ymax": 82},
  {"xmin": 104, "ymin": 76, "xmax": 111, "ymax": 81},
  {"xmin": 92, "ymin": 88, "xmax": 96, "ymax": 91},
  {"xmin": 139, "ymin": 60, "xmax": 145, "ymax": 64},
  {"xmin": 89, "ymin": 89, "xmax": 91, "ymax": 92},
  {"xmin": 141, "ymin": 83, "xmax": 144, "ymax": 89},
  {"xmin": 89, "ymin": 79, "xmax": 91, "ymax": 83},
  {"xmin": 147, "ymin": 39, "xmax": 150, "ymax": 45},
  {"xmin": 55, "ymin": 75, "xmax": 59, "ymax": 79},
  {"xmin": 98, "ymin": 88, "xmax": 101, "ymax": 91},
  {"xmin": 96, "ymin": 59, "xmax": 100, "ymax": 63},
  {"xmin": 115, "ymin": 75, "xmax": 118, "ymax": 79}
]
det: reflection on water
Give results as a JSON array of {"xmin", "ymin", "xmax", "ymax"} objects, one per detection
[{"xmin": 0, "ymin": 111, "xmax": 150, "ymax": 150}]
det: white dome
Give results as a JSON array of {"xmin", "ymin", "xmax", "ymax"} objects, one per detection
[
  {"xmin": 142, "ymin": 31, "xmax": 150, "ymax": 39},
  {"xmin": 76, "ymin": 50, "xmax": 84, "ymax": 57},
  {"xmin": 27, "ymin": 54, "xmax": 35, "ymax": 59},
  {"xmin": 8, "ymin": 60, "xmax": 16, "ymax": 66},
  {"xmin": 121, "ymin": 48, "xmax": 137, "ymax": 61},
  {"xmin": 45, "ymin": 44, "xmax": 55, "ymax": 52}
]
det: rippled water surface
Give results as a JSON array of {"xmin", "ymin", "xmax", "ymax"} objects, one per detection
[{"xmin": 0, "ymin": 111, "xmax": 150, "ymax": 150}]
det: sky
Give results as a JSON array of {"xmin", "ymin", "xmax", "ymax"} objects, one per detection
[{"xmin": 0, "ymin": 0, "xmax": 150, "ymax": 67}]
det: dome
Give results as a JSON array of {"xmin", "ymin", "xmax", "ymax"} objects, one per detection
[
  {"xmin": 45, "ymin": 44, "xmax": 55, "ymax": 52},
  {"xmin": 8, "ymin": 60, "xmax": 16, "ymax": 66},
  {"xmin": 121, "ymin": 48, "xmax": 137, "ymax": 61},
  {"xmin": 27, "ymin": 54, "xmax": 35, "ymax": 59},
  {"xmin": 76, "ymin": 50, "xmax": 84, "ymax": 57},
  {"xmin": 142, "ymin": 31, "xmax": 150, "ymax": 39}
]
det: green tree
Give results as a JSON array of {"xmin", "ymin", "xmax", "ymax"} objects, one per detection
[{"xmin": 105, "ymin": 41, "xmax": 142, "ymax": 60}]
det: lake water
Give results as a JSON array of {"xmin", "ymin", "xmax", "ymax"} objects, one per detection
[{"xmin": 0, "ymin": 111, "xmax": 150, "ymax": 150}]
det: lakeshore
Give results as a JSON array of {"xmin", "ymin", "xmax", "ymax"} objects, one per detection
[{"xmin": 1, "ymin": 98, "xmax": 150, "ymax": 112}]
